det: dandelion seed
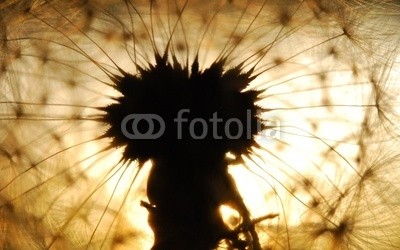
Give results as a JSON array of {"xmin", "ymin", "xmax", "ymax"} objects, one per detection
[{"xmin": 1, "ymin": 0, "xmax": 400, "ymax": 249}]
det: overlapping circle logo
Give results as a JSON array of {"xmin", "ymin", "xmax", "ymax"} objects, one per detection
[{"xmin": 121, "ymin": 114, "xmax": 165, "ymax": 139}]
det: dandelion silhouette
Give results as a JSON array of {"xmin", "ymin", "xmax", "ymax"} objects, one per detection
[
  {"xmin": 103, "ymin": 51, "xmax": 264, "ymax": 249},
  {"xmin": 1, "ymin": 0, "xmax": 400, "ymax": 249}
]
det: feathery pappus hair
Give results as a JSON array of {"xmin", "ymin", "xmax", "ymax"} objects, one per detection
[{"xmin": 1, "ymin": 0, "xmax": 400, "ymax": 249}]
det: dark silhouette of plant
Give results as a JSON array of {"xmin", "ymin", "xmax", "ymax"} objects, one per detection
[{"xmin": 1, "ymin": 1, "xmax": 400, "ymax": 249}]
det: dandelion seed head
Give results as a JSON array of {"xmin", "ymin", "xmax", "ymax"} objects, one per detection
[
  {"xmin": 102, "ymin": 54, "xmax": 262, "ymax": 164},
  {"xmin": 1, "ymin": 0, "xmax": 400, "ymax": 249}
]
